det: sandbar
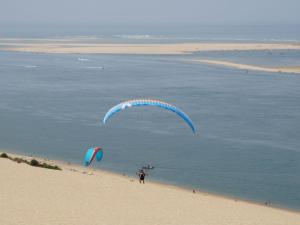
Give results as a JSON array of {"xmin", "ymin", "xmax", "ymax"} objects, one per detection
[
  {"xmin": 1, "ymin": 39, "xmax": 300, "ymax": 54},
  {"xmin": 192, "ymin": 59, "xmax": 300, "ymax": 74}
]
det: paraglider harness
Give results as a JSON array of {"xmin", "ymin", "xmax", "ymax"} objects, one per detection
[
  {"xmin": 138, "ymin": 169, "xmax": 146, "ymax": 183},
  {"xmin": 137, "ymin": 165, "xmax": 154, "ymax": 183}
]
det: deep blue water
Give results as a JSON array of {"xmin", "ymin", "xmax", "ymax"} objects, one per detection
[{"xmin": 0, "ymin": 24, "xmax": 300, "ymax": 210}]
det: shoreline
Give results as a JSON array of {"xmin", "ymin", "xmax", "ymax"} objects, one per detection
[{"xmin": 1, "ymin": 149, "xmax": 300, "ymax": 214}]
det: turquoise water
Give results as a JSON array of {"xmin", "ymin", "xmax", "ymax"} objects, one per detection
[{"xmin": 0, "ymin": 24, "xmax": 300, "ymax": 210}]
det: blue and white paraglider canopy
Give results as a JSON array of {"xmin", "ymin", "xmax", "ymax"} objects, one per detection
[
  {"xmin": 84, "ymin": 147, "xmax": 103, "ymax": 166},
  {"xmin": 103, "ymin": 99, "xmax": 196, "ymax": 134}
]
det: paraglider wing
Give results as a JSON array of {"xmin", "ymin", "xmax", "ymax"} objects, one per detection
[
  {"xmin": 84, "ymin": 147, "xmax": 103, "ymax": 166},
  {"xmin": 103, "ymin": 99, "xmax": 196, "ymax": 134}
]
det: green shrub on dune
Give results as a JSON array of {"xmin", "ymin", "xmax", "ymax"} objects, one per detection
[
  {"xmin": 30, "ymin": 159, "xmax": 39, "ymax": 166},
  {"xmin": 14, "ymin": 158, "xmax": 24, "ymax": 163},
  {"xmin": 30, "ymin": 158, "xmax": 61, "ymax": 170},
  {"xmin": 1, "ymin": 153, "xmax": 61, "ymax": 170},
  {"xmin": 0, "ymin": 152, "xmax": 8, "ymax": 158}
]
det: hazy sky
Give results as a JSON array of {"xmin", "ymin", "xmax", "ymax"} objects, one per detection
[{"xmin": 1, "ymin": 0, "xmax": 299, "ymax": 24}]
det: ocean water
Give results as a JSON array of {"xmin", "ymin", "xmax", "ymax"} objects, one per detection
[
  {"xmin": 0, "ymin": 24, "xmax": 300, "ymax": 210},
  {"xmin": 1, "ymin": 23, "xmax": 300, "ymax": 43}
]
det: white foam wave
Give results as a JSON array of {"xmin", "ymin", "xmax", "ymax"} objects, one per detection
[
  {"xmin": 16, "ymin": 65, "xmax": 38, "ymax": 68},
  {"xmin": 78, "ymin": 58, "xmax": 89, "ymax": 61},
  {"xmin": 25, "ymin": 65, "xmax": 38, "ymax": 68},
  {"xmin": 86, "ymin": 66, "xmax": 104, "ymax": 70},
  {"xmin": 113, "ymin": 34, "xmax": 169, "ymax": 40},
  {"xmin": 113, "ymin": 35, "xmax": 300, "ymax": 43}
]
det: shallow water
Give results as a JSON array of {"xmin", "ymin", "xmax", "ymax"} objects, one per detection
[{"xmin": 1, "ymin": 48, "xmax": 300, "ymax": 210}]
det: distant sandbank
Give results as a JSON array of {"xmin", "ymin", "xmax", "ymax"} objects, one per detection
[
  {"xmin": 1, "ymin": 151, "xmax": 300, "ymax": 225},
  {"xmin": 191, "ymin": 59, "xmax": 300, "ymax": 74},
  {"xmin": 1, "ymin": 38, "xmax": 300, "ymax": 54}
]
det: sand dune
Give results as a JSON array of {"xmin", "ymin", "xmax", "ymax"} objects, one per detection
[
  {"xmin": 1, "ymin": 39, "xmax": 300, "ymax": 54},
  {"xmin": 192, "ymin": 59, "xmax": 300, "ymax": 74},
  {"xmin": 1, "ymin": 154, "xmax": 300, "ymax": 225}
]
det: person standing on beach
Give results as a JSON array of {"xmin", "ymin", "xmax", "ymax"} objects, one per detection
[{"xmin": 138, "ymin": 169, "xmax": 146, "ymax": 184}]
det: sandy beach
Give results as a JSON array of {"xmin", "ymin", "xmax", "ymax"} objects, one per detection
[
  {"xmin": 192, "ymin": 59, "xmax": 300, "ymax": 74},
  {"xmin": 1, "ymin": 152, "xmax": 300, "ymax": 225},
  {"xmin": 1, "ymin": 39, "xmax": 300, "ymax": 54}
]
